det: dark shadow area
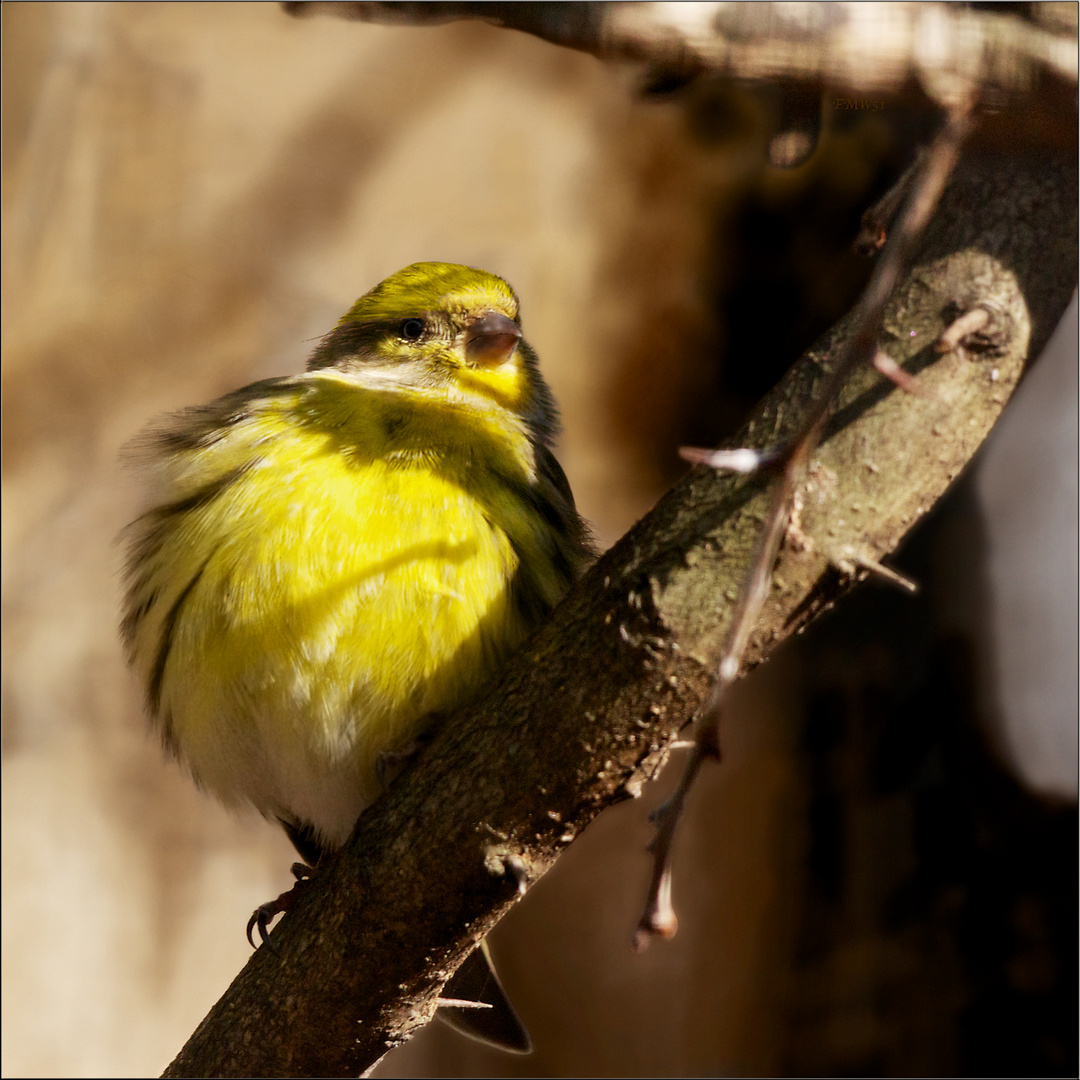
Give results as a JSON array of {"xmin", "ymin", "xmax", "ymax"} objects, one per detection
[{"xmin": 781, "ymin": 473, "xmax": 1078, "ymax": 1077}]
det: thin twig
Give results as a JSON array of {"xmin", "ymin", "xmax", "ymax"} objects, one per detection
[
  {"xmin": 855, "ymin": 150, "xmax": 925, "ymax": 255},
  {"xmin": 634, "ymin": 103, "xmax": 973, "ymax": 948},
  {"xmin": 873, "ymin": 348, "xmax": 939, "ymax": 399},
  {"xmin": 678, "ymin": 445, "xmax": 786, "ymax": 473}
]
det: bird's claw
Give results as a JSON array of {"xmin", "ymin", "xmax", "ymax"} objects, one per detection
[
  {"xmin": 246, "ymin": 901, "xmax": 281, "ymax": 950},
  {"xmin": 246, "ymin": 869, "xmax": 314, "ymax": 949}
]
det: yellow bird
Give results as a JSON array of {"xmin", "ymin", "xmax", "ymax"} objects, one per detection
[{"xmin": 120, "ymin": 262, "xmax": 593, "ymax": 1052}]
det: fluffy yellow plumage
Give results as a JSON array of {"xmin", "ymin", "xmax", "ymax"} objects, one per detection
[{"xmin": 120, "ymin": 262, "xmax": 592, "ymax": 1051}]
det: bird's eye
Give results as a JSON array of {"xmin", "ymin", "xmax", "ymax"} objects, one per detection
[{"xmin": 399, "ymin": 318, "xmax": 425, "ymax": 341}]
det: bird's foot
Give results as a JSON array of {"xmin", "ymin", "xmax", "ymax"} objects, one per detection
[{"xmin": 246, "ymin": 861, "xmax": 315, "ymax": 949}]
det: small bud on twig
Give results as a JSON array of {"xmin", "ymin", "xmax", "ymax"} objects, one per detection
[{"xmin": 679, "ymin": 445, "xmax": 784, "ymax": 473}]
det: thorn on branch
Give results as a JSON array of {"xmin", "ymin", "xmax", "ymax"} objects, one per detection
[
  {"xmin": 935, "ymin": 305, "xmax": 991, "ymax": 354},
  {"xmin": 502, "ymin": 854, "xmax": 529, "ymax": 897},
  {"xmin": 831, "ymin": 547, "xmax": 920, "ymax": 593}
]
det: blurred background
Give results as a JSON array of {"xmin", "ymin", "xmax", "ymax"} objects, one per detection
[{"xmin": 2, "ymin": 3, "xmax": 1075, "ymax": 1076}]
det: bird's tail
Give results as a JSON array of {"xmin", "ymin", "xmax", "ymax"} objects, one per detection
[{"xmin": 436, "ymin": 940, "xmax": 533, "ymax": 1054}]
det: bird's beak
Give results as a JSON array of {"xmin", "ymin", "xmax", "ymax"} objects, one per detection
[{"xmin": 464, "ymin": 311, "xmax": 521, "ymax": 367}]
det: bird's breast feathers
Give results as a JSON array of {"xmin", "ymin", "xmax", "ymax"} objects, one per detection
[{"xmin": 123, "ymin": 373, "xmax": 567, "ymax": 843}]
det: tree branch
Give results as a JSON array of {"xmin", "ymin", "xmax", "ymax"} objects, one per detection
[
  {"xmin": 284, "ymin": 2, "xmax": 1078, "ymax": 101},
  {"xmin": 159, "ymin": 147, "xmax": 1076, "ymax": 1078},
  {"xmin": 635, "ymin": 104, "xmax": 973, "ymax": 946},
  {"xmin": 284, "ymin": 3, "xmax": 1076, "ymax": 170}
]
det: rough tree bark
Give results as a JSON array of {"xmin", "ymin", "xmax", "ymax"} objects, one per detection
[{"xmin": 159, "ymin": 149, "xmax": 1077, "ymax": 1079}]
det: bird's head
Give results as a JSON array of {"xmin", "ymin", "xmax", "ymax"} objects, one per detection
[{"xmin": 307, "ymin": 263, "xmax": 557, "ymax": 442}]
